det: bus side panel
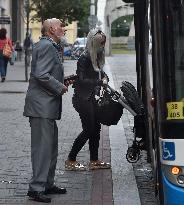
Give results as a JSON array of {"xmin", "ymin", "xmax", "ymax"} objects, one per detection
[{"xmin": 162, "ymin": 173, "xmax": 184, "ymax": 205}]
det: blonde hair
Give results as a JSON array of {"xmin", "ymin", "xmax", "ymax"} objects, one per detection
[{"xmin": 85, "ymin": 29, "xmax": 106, "ymax": 72}]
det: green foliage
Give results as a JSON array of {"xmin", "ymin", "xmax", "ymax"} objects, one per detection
[
  {"xmin": 31, "ymin": 0, "xmax": 89, "ymax": 24},
  {"xmin": 77, "ymin": 0, "xmax": 98, "ymax": 37},
  {"xmin": 112, "ymin": 48, "xmax": 135, "ymax": 54},
  {"xmin": 77, "ymin": 18, "xmax": 89, "ymax": 37},
  {"xmin": 111, "ymin": 15, "xmax": 134, "ymax": 37}
]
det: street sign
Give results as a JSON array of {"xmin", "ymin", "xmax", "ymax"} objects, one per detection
[
  {"xmin": 88, "ymin": 15, "xmax": 98, "ymax": 29},
  {"xmin": 162, "ymin": 141, "xmax": 175, "ymax": 161},
  {"xmin": 0, "ymin": 16, "xmax": 11, "ymax": 24}
]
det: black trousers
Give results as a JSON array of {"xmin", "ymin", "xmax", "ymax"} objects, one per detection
[
  {"xmin": 68, "ymin": 97, "xmax": 101, "ymax": 161},
  {"xmin": 0, "ymin": 53, "xmax": 8, "ymax": 77}
]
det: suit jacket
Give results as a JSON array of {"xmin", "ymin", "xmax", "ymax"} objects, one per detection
[{"xmin": 23, "ymin": 37, "xmax": 65, "ymax": 120}]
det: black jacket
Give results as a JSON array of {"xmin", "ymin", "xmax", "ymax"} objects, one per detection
[{"xmin": 73, "ymin": 54, "xmax": 106, "ymax": 101}]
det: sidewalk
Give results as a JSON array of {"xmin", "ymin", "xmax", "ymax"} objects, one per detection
[{"xmin": 0, "ymin": 57, "xmax": 140, "ymax": 205}]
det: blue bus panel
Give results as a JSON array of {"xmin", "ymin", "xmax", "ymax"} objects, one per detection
[{"xmin": 163, "ymin": 173, "xmax": 184, "ymax": 205}]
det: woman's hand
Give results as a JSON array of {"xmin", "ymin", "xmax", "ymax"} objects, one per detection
[{"xmin": 102, "ymin": 77, "xmax": 108, "ymax": 85}]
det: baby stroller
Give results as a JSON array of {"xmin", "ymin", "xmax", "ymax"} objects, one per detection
[{"xmin": 95, "ymin": 81, "xmax": 146, "ymax": 163}]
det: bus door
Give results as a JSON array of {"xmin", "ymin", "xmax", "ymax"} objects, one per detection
[{"xmin": 153, "ymin": 0, "xmax": 184, "ymax": 204}]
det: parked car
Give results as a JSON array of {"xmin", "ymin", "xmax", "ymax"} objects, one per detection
[
  {"xmin": 73, "ymin": 37, "xmax": 87, "ymax": 49},
  {"xmin": 71, "ymin": 47, "xmax": 85, "ymax": 60},
  {"xmin": 63, "ymin": 45, "xmax": 72, "ymax": 57}
]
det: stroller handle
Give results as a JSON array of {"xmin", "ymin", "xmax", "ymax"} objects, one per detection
[{"xmin": 105, "ymin": 84, "xmax": 137, "ymax": 116}]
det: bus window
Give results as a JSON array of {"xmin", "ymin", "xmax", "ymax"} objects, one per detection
[
  {"xmin": 170, "ymin": 1, "xmax": 184, "ymax": 100},
  {"xmin": 171, "ymin": 0, "xmax": 183, "ymax": 10},
  {"xmin": 163, "ymin": 1, "xmax": 184, "ymax": 102}
]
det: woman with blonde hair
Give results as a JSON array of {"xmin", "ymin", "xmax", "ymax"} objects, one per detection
[{"xmin": 65, "ymin": 29, "xmax": 111, "ymax": 170}]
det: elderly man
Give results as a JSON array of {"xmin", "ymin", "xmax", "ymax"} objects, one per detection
[{"xmin": 23, "ymin": 18, "xmax": 68, "ymax": 203}]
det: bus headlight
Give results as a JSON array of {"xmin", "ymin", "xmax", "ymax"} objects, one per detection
[
  {"xmin": 171, "ymin": 166, "xmax": 181, "ymax": 175},
  {"xmin": 177, "ymin": 175, "xmax": 184, "ymax": 185}
]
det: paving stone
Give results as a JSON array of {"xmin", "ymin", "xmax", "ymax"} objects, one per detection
[
  {"xmin": 107, "ymin": 55, "xmax": 159, "ymax": 205},
  {"xmin": 0, "ymin": 56, "xmax": 148, "ymax": 205}
]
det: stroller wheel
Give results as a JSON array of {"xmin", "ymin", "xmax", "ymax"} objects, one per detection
[
  {"xmin": 126, "ymin": 147, "xmax": 140, "ymax": 163},
  {"xmin": 138, "ymin": 139, "xmax": 146, "ymax": 150}
]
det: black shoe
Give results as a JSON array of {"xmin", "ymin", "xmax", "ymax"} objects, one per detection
[
  {"xmin": 27, "ymin": 191, "xmax": 51, "ymax": 203},
  {"xmin": 45, "ymin": 185, "xmax": 67, "ymax": 195},
  {"xmin": 1, "ymin": 77, "xmax": 5, "ymax": 82}
]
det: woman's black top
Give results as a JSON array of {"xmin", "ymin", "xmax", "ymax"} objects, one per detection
[{"xmin": 73, "ymin": 54, "xmax": 106, "ymax": 101}]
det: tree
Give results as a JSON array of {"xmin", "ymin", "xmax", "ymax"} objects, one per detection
[
  {"xmin": 77, "ymin": 0, "xmax": 98, "ymax": 37},
  {"xmin": 111, "ymin": 15, "xmax": 134, "ymax": 37},
  {"xmin": 31, "ymin": 0, "xmax": 89, "ymax": 24}
]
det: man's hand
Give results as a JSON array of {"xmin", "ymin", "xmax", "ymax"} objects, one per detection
[
  {"xmin": 61, "ymin": 85, "xmax": 68, "ymax": 95},
  {"xmin": 64, "ymin": 74, "xmax": 77, "ymax": 87},
  {"xmin": 64, "ymin": 80, "xmax": 75, "ymax": 87}
]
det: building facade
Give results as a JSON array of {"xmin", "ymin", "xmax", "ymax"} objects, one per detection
[
  {"xmin": 0, "ymin": 1, "xmax": 80, "ymax": 45},
  {"xmin": 0, "ymin": 0, "xmax": 11, "ymax": 37},
  {"xmin": 30, "ymin": 18, "xmax": 78, "ymax": 44},
  {"xmin": 97, "ymin": 0, "xmax": 134, "ymax": 55},
  {"xmin": 0, "ymin": 0, "xmax": 24, "ymax": 44},
  {"xmin": 11, "ymin": 0, "xmax": 24, "ymax": 43}
]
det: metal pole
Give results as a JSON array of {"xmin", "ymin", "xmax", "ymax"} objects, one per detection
[
  {"xmin": 88, "ymin": 0, "xmax": 98, "ymax": 30},
  {"xmin": 26, "ymin": 0, "xmax": 30, "ymax": 35},
  {"xmin": 25, "ymin": 0, "xmax": 30, "ymax": 82},
  {"xmin": 90, "ymin": 0, "xmax": 95, "ymax": 15}
]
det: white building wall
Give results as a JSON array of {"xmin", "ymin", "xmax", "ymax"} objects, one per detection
[
  {"xmin": 97, "ymin": 0, "xmax": 134, "ymax": 55},
  {"xmin": 97, "ymin": 0, "xmax": 106, "ymax": 32},
  {"xmin": 0, "ymin": 0, "xmax": 11, "ymax": 36}
]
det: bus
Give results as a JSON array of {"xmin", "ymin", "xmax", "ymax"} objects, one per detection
[{"xmin": 131, "ymin": 0, "xmax": 184, "ymax": 204}]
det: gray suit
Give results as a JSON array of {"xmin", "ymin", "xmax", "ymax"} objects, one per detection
[{"xmin": 23, "ymin": 37, "xmax": 65, "ymax": 192}]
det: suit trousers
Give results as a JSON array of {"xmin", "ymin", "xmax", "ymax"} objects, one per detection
[
  {"xmin": 68, "ymin": 97, "xmax": 101, "ymax": 161},
  {"xmin": 29, "ymin": 117, "xmax": 58, "ymax": 192}
]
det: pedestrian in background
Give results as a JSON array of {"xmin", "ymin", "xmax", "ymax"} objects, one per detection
[
  {"xmin": 23, "ymin": 32, "xmax": 33, "ymax": 51},
  {"xmin": 23, "ymin": 33, "xmax": 33, "ymax": 66},
  {"xmin": 0, "ymin": 28, "xmax": 12, "ymax": 82},
  {"xmin": 59, "ymin": 29, "xmax": 68, "ymax": 62},
  {"xmin": 65, "ymin": 29, "xmax": 111, "ymax": 171},
  {"xmin": 23, "ymin": 18, "xmax": 68, "ymax": 203},
  {"xmin": 14, "ymin": 40, "xmax": 22, "ymax": 61},
  {"xmin": 10, "ymin": 41, "xmax": 17, "ymax": 64}
]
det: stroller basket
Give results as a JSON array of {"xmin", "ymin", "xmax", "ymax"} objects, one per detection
[
  {"xmin": 95, "ymin": 86, "xmax": 123, "ymax": 126},
  {"xmin": 100, "ymin": 82, "xmax": 145, "ymax": 118}
]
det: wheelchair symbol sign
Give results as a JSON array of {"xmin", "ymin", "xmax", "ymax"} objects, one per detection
[{"xmin": 162, "ymin": 141, "xmax": 175, "ymax": 161}]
